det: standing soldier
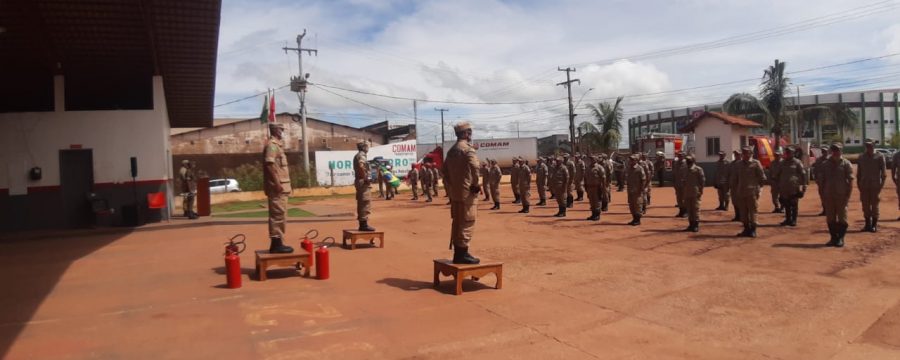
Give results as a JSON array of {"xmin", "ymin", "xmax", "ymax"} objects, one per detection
[
  {"xmin": 584, "ymin": 155, "xmax": 606, "ymax": 221},
  {"xmin": 510, "ymin": 158, "xmax": 521, "ymax": 204},
  {"xmin": 179, "ymin": 159, "xmax": 198, "ymax": 219},
  {"xmin": 682, "ymin": 155, "xmax": 705, "ymax": 232},
  {"xmin": 820, "ymin": 143, "xmax": 853, "ymax": 247},
  {"xmin": 442, "ymin": 121, "xmax": 481, "ymax": 264},
  {"xmin": 574, "ymin": 154, "xmax": 586, "ymax": 201},
  {"xmin": 602, "ymin": 153, "xmax": 615, "ymax": 211},
  {"xmin": 353, "ymin": 141, "xmax": 376, "ymax": 232},
  {"xmin": 552, "ymin": 157, "xmax": 570, "ymax": 217},
  {"xmin": 714, "ymin": 152, "xmax": 731, "ymax": 211},
  {"xmin": 640, "ymin": 153, "xmax": 653, "ymax": 213},
  {"xmin": 672, "ymin": 151, "xmax": 686, "ymax": 217},
  {"xmin": 263, "ymin": 123, "xmax": 294, "ymax": 253},
  {"xmin": 376, "ymin": 163, "xmax": 385, "ymax": 198},
  {"xmin": 518, "ymin": 159, "xmax": 532, "ymax": 213},
  {"xmin": 489, "ymin": 159, "xmax": 502, "ymax": 210},
  {"xmin": 777, "ymin": 146, "xmax": 808, "ymax": 227},
  {"xmin": 536, "ymin": 157, "xmax": 549, "ymax": 206},
  {"xmin": 734, "ymin": 146, "xmax": 766, "ymax": 238},
  {"xmin": 654, "ymin": 151, "xmax": 666, "ymax": 187},
  {"xmin": 431, "ymin": 165, "xmax": 440, "ymax": 198},
  {"xmin": 614, "ymin": 153, "xmax": 626, "ymax": 192},
  {"xmin": 729, "ymin": 150, "xmax": 742, "ymax": 221},
  {"xmin": 408, "ymin": 165, "xmax": 420, "ymax": 201},
  {"xmin": 565, "ymin": 154, "xmax": 576, "ymax": 208},
  {"xmin": 813, "ymin": 146, "xmax": 829, "ymax": 216},
  {"xmin": 481, "ymin": 162, "xmax": 491, "ymax": 202},
  {"xmin": 626, "ymin": 155, "xmax": 647, "ymax": 226},
  {"xmin": 857, "ymin": 139, "xmax": 886, "ymax": 232},
  {"xmin": 421, "ymin": 162, "xmax": 434, "ymax": 203},
  {"xmin": 770, "ymin": 149, "xmax": 783, "ymax": 213},
  {"xmin": 893, "ymin": 150, "xmax": 900, "ymax": 220},
  {"xmin": 643, "ymin": 153, "xmax": 654, "ymax": 204}
]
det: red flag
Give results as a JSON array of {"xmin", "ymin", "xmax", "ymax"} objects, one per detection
[{"xmin": 268, "ymin": 90, "xmax": 276, "ymax": 123}]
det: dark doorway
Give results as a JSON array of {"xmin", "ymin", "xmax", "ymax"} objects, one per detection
[{"xmin": 59, "ymin": 149, "xmax": 94, "ymax": 228}]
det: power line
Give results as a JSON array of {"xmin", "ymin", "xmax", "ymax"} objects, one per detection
[{"xmin": 312, "ymin": 82, "xmax": 567, "ymax": 105}]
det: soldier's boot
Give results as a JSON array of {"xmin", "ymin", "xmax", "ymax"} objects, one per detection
[
  {"xmin": 825, "ymin": 223, "xmax": 838, "ymax": 246},
  {"xmin": 641, "ymin": 203, "xmax": 647, "ymax": 215},
  {"xmin": 601, "ymin": 200, "xmax": 609, "ymax": 212},
  {"xmin": 452, "ymin": 248, "xmax": 480, "ymax": 265},
  {"xmin": 818, "ymin": 209, "xmax": 826, "ymax": 216},
  {"xmin": 692, "ymin": 221, "xmax": 700, "ymax": 233},
  {"xmin": 190, "ymin": 211, "xmax": 199, "ymax": 220},
  {"xmin": 358, "ymin": 220, "xmax": 376, "ymax": 232},
  {"xmin": 835, "ymin": 223, "xmax": 847, "ymax": 247},
  {"xmin": 566, "ymin": 194, "xmax": 574, "ymax": 208},
  {"xmin": 871, "ymin": 217, "xmax": 878, "ymax": 233},
  {"xmin": 724, "ymin": 200, "xmax": 730, "ymax": 211},
  {"xmin": 537, "ymin": 199, "xmax": 546, "ymax": 206},
  {"xmin": 523, "ymin": 205, "xmax": 530, "ymax": 214},
  {"xmin": 780, "ymin": 208, "xmax": 791, "ymax": 226},
  {"xmin": 554, "ymin": 206, "xmax": 565, "ymax": 217},
  {"xmin": 731, "ymin": 209, "xmax": 740, "ymax": 222},
  {"xmin": 737, "ymin": 225, "xmax": 749, "ymax": 237},
  {"xmin": 269, "ymin": 236, "xmax": 294, "ymax": 254},
  {"xmin": 518, "ymin": 205, "xmax": 527, "ymax": 213},
  {"xmin": 549, "ymin": 193, "xmax": 556, "ymax": 199},
  {"xmin": 683, "ymin": 222, "xmax": 693, "ymax": 231},
  {"xmin": 576, "ymin": 191, "xmax": 584, "ymax": 201},
  {"xmin": 677, "ymin": 208, "xmax": 687, "ymax": 218},
  {"xmin": 748, "ymin": 225, "xmax": 758, "ymax": 238},
  {"xmin": 633, "ymin": 215, "xmax": 641, "ymax": 226},
  {"xmin": 861, "ymin": 217, "xmax": 872, "ymax": 232},
  {"xmin": 586, "ymin": 210, "xmax": 597, "ymax": 221}
]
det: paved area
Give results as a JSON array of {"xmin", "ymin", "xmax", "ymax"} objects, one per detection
[{"xmin": 2, "ymin": 182, "xmax": 899, "ymax": 359}]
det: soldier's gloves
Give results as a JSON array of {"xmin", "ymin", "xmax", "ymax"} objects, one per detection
[{"xmin": 470, "ymin": 185, "xmax": 482, "ymax": 194}]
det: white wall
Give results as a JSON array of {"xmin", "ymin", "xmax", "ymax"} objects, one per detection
[{"xmin": 0, "ymin": 76, "xmax": 170, "ymax": 195}]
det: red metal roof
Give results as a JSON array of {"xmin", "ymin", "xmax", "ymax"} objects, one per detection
[{"xmin": 679, "ymin": 111, "xmax": 762, "ymax": 132}]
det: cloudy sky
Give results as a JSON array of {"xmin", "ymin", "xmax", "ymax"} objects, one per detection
[{"xmin": 213, "ymin": 0, "xmax": 900, "ymax": 143}]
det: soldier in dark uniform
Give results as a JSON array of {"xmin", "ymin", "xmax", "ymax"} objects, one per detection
[
  {"xmin": 443, "ymin": 121, "xmax": 481, "ymax": 264},
  {"xmin": 682, "ymin": 155, "xmax": 705, "ymax": 232},
  {"xmin": 353, "ymin": 141, "xmax": 376, "ymax": 231},
  {"xmin": 714, "ymin": 152, "xmax": 730, "ymax": 211},
  {"xmin": 535, "ymin": 157, "xmax": 549, "ymax": 206},
  {"xmin": 857, "ymin": 139, "xmax": 886, "ymax": 232},
  {"xmin": 821, "ymin": 143, "xmax": 853, "ymax": 247},
  {"xmin": 552, "ymin": 157, "xmax": 569, "ymax": 217},
  {"xmin": 481, "ymin": 162, "xmax": 491, "ymax": 202},
  {"xmin": 626, "ymin": 155, "xmax": 646, "ymax": 226},
  {"xmin": 777, "ymin": 146, "xmax": 807, "ymax": 227},
  {"xmin": 672, "ymin": 151, "xmax": 686, "ymax": 217},
  {"xmin": 263, "ymin": 123, "xmax": 293, "ymax": 253}
]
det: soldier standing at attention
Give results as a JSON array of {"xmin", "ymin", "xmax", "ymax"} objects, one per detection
[
  {"xmin": 408, "ymin": 165, "xmax": 420, "ymax": 201},
  {"xmin": 430, "ymin": 165, "xmax": 439, "ymax": 198},
  {"xmin": 443, "ymin": 122, "xmax": 481, "ymax": 264},
  {"xmin": 179, "ymin": 159, "xmax": 198, "ymax": 219},
  {"xmin": 489, "ymin": 159, "xmax": 502, "ymax": 210},
  {"xmin": 893, "ymin": 150, "xmax": 900, "ymax": 220},
  {"xmin": 626, "ymin": 155, "xmax": 647, "ymax": 226},
  {"xmin": 565, "ymin": 154, "xmax": 576, "ymax": 208},
  {"xmin": 777, "ymin": 146, "xmax": 807, "ymax": 227},
  {"xmin": 770, "ymin": 149, "xmax": 783, "ymax": 213},
  {"xmin": 535, "ymin": 157, "xmax": 549, "ymax": 206},
  {"xmin": 481, "ymin": 162, "xmax": 491, "ymax": 202},
  {"xmin": 353, "ymin": 141, "xmax": 376, "ymax": 232},
  {"xmin": 263, "ymin": 123, "xmax": 294, "ymax": 253},
  {"xmin": 735, "ymin": 146, "xmax": 766, "ymax": 238},
  {"xmin": 574, "ymin": 154, "xmax": 586, "ymax": 201},
  {"xmin": 654, "ymin": 151, "xmax": 666, "ymax": 187},
  {"xmin": 552, "ymin": 157, "xmax": 570, "ymax": 217},
  {"xmin": 813, "ymin": 146, "xmax": 829, "ymax": 216},
  {"xmin": 518, "ymin": 159, "xmax": 532, "ymax": 213},
  {"xmin": 640, "ymin": 153, "xmax": 653, "ymax": 213},
  {"xmin": 419, "ymin": 162, "xmax": 428, "ymax": 197},
  {"xmin": 603, "ymin": 154, "xmax": 615, "ymax": 210},
  {"xmin": 510, "ymin": 158, "xmax": 521, "ymax": 204},
  {"xmin": 614, "ymin": 153, "xmax": 626, "ymax": 192},
  {"xmin": 584, "ymin": 155, "xmax": 605, "ymax": 221},
  {"xmin": 682, "ymin": 155, "xmax": 705, "ymax": 232},
  {"xmin": 857, "ymin": 139, "xmax": 886, "ymax": 232},
  {"xmin": 714, "ymin": 152, "xmax": 730, "ymax": 211},
  {"xmin": 376, "ymin": 162, "xmax": 385, "ymax": 198},
  {"xmin": 821, "ymin": 143, "xmax": 853, "ymax": 247},
  {"xmin": 421, "ymin": 162, "xmax": 434, "ymax": 203},
  {"xmin": 729, "ymin": 150, "xmax": 742, "ymax": 221},
  {"xmin": 672, "ymin": 151, "xmax": 686, "ymax": 217}
]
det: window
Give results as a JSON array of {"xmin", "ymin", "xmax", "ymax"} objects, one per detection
[
  {"xmin": 706, "ymin": 137, "xmax": 721, "ymax": 156},
  {"xmin": 740, "ymin": 135, "xmax": 747, "ymax": 148}
]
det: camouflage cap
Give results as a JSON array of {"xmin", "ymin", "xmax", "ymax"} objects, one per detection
[
  {"xmin": 741, "ymin": 146, "xmax": 753, "ymax": 152},
  {"xmin": 864, "ymin": 138, "xmax": 875, "ymax": 146},
  {"xmin": 685, "ymin": 155, "xmax": 695, "ymax": 161},
  {"xmin": 830, "ymin": 142, "xmax": 843, "ymax": 150},
  {"xmin": 453, "ymin": 121, "xmax": 473, "ymax": 132},
  {"xmin": 718, "ymin": 151, "xmax": 725, "ymax": 155}
]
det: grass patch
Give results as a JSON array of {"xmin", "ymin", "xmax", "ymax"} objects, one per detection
[
  {"xmin": 288, "ymin": 193, "xmax": 354, "ymax": 205},
  {"xmin": 211, "ymin": 200, "xmax": 266, "ymax": 213},
  {"xmin": 214, "ymin": 208, "xmax": 316, "ymax": 218}
]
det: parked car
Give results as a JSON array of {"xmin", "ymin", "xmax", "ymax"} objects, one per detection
[
  {"xmin": 209, "ymin": 178, "xmax": 241, "ymax": 193},
  {"xmin": 875, "ymin": 148, "xmax": 896, "ymax": 170}
]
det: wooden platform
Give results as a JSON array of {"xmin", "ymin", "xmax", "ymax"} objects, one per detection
[
  {"xmin": 342, "ymin": 230, "xmax": 384, "ymax": 250},
  {"xmin": 433, "ymin": 259, "xmax": 503, "ymax": 295},
  {"xmin": 255, "ymin": 250, "xmax": 311, "ymax": 281}
]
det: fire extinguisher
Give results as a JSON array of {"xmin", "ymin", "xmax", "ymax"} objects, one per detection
[
  {"xmin": 315, "ymin": 237, "xmax": 334, "ymax": 280},
  {"xmin": 300, "ymin": 229, "xmax": 318, "ymax": 266},
  {"xmin": 224, "ymin": 234, "xmax": 246, "ymax": 289}
]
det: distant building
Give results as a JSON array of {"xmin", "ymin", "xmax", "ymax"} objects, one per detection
[
  {"xmin": 679, "ymin": 111, "xmax": 762, "ymax": 164},
  {"xmin": 537, "ymin": 134, "xmax": 570, "ymax": 156}
]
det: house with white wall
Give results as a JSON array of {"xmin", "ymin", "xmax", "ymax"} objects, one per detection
[{"xmin": 678, "ymin": 111, "xmax": 762, "ymax": 181}]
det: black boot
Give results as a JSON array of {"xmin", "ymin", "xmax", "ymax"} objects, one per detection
[
  {"xmin": 632, "ymin": 214, "xmax": 641, "ymax": 226},
  {"xmin": 586, "ymin": 209, "xmax": 598, "ymax": 221},
  {"xmin": 554, "ymin": 206, "xmax": 565, "ymax": 217},
  {"xmin": 773, "ymin": 207, "xmax": 783, "ymax": 214},
  {"xmin": 576, "ymin": 191, "xmax": 584, "ymax": 201},
  {"xmin": 359, "ymin": 220, "xmax": 375, "ymax": 232},
  {"xmin": 566, "ymin": 194, "xmax": 574, "ymax": 208},
  {"xmin": 677, "ymin": 208, "xmax": 686, "ymax": 218},
  {"xmin": 862, "ymin": 217, "xmax": 872, "ymax": 232},
  {"xmin": 523, "ymin": 205, "xmax": 530, "ymax": 214},
  {"xmin": 826, "ymin": 223, "xmax": 837, "ymax": 246},
  {"xmin": 731, "ymin": 209, "xmax": 740, "ymax": 222},
  {"xmin": 537, "ymin": 199, "xmax": 546, "ymax": 206},
  {"xmin": 780, "ymin": 209, "xmax": 790, "ymax": 226},
  {"xmin": 513, "ymin": 194, "xmax": 520, "ymax": 204},
  {"xmin": 724, "ymin": 200, "xmax": 729, "ymax": 211},
  {"xmin": 691, "ymin": 221, "xmax": 700, "ymax": 233},
  {"xmin": 491, "ymin": 202, "xmax": 499, "ymax": 210},
  {"xmin": 835, "ymin": 223, "xmax": 846, "ymax": 247},
  {"xmin": 452, "ymin": 248, "xmax": 480, "ymax": 264},
  {"xmin": 549, "ymin": 193, "xmax": 555, "ymax": 199},
  {"xmin": 683, "ymin": 222, "xmax": 693, "ymax": 231},
  {"xmin": 737, "ymin": 225, "xmax": 750, "ymax": 237},
  {"xmin": 871, "ymin": 217, "xmax": 878, "ymax": 233},
  {"xmin": 269, "ymin": 236, "xmax": 294, "ymax": 253},
  {"xmin": 601, "ymin": 200, "xmax": 609, "ymax": 212},
  {"xmin": 748, "ymin": 225, "xmax": 757, "ymax": 238}
]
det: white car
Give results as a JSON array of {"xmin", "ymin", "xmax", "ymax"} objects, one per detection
[{"xmin": 209, "ymin": 178, "xmax": 241, "ymax": 193}]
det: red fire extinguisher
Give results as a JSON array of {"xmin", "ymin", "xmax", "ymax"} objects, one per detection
[
  {"xmin": 224, "ymin": 234, "xmax": 246, "ymax": 289},
  {"xmin": 315, "ymin": 244, "xmax": 330, "ymax": 280},
  {"xmin": 300, "ymin": 229, "xmax": 317, "ymax": 266}
]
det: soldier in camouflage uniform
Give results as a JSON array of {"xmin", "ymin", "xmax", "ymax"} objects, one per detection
[
  {"xmin": 626, "ymin": 155, "xmax": 647, "ymax": 226},
  {"xmin": 776, "ymin": 146, "xmax": 807, "ymax": 227},
  {"xmin": 893, "ymin": 150, "xmax": 900, "ymax": 220},
  {"xmin": 584, "ymin": 155, "xmax": 606, "ymax": 221},
  {"xmin": 714, "ymin": 152, "xmax": 730, "ymax": 211},
  {"xmin": 672, "ymin": 151, "xmax": 686, "ymax": 217},
  {"xmin": 602, "ymin": 153, "xmax": 615, "ymax": 211},
  {"xmin": 535, "ymin": 157, "xmax": 549, "ymax": 206},
  {"xmin": 640, "ymin": 153, "xmax": 653, "ymax": 214},
  {"xmin": 481, "ymin": 162, "xmax": 491, "ymax": 202},
  {"xmin": 820, "ymin": 143, "xmax": 853, "ymax": 247},
  {"xmin": 857, "ymin": 139, "xmax": 886, "ymax": 232},
  {"xmin": 409, "ymin": 165, "xmax": 420, "ymax": 201},
  {"xmin": 443, "ymin": 121, "xmax": 482, "ymax": 264},
  {"xmin": 728, "ymin": 150, "xmax": 742, "ymax": 221},
  {"xmin": 564, "ymin": 154, "xmax": 576, "ymax": 208},
  {"xmin": 510, "ymin": 158, "xmax": 521, "ymax": 204},
  {"xmin": 734, "ymin": 146, "xmax": 766, "ymax": 237},
  {"xmin": 489, "ymin": 159, "xmax": 502, "ymax": 210},
  {"xmin": 552, "ymin": 157, "xmax": 570, "ymax": 217},
  {"xmin": 353, "ymin": 140, "xmax": 376, "ymax": 232},
  {"xmin": 421, "ymin": 162, "xmax": 434, "ymax": 203},
  {"xmin": 574, "ymin": 154, "xmax": 586, "ymax": 201},
  {"xmin": 518, "ymin": 159, "xmax": 532, "ymax": 214},
  {"xmin": 654, "ymin": 151, "xmax": 666, "ymax": 187},
  {"xmin": 769, "ymin": 149, "xmax": 783, "ymax": 213},
  {"xmin": 682, "ymin": 155, "xmax": 705, "ymax": 232},
  {"xmin": 813, "ymin": 146, "xmax": 829, "ymax": 216}
]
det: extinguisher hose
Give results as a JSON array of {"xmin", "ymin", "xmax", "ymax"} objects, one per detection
[
  {"xmin": 304, "ymin": 229, "xmax": 319, "ymax": 240},
  {"xmin": 319, "ymin": 236, "xmax": 336, "ymax": 247},
  {"xmin": 226, "ymin": 233, "xmax": 247, "ymax": 254}
]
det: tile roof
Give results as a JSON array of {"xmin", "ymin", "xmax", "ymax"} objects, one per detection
[{"xmin": 680, "ymin": 111, "xmax": 762, "ymax": 132}]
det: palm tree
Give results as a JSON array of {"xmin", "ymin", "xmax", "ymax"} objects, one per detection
[
  {"xmin": 798, "ymin": 104, "xmax": 859, "ymax": 145},
  {"xmin": 723, "ymin": 59, "xmax": 791, "ymax": 148},
  {"xmin": 585, "ymin": 96, "xmax": 625, "ymax": 154},
  {"xmin": 577, "ymin": 121, "xmax": 601, "ymax": 154}
]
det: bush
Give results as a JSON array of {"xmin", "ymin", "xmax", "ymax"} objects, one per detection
[
  {"xmin": 290, "ymin": 164, "xmax": 317, "ymax": 189},
  {"xmin": 221, "ymin": 162, "xmax": 264, "ymax": 191}
]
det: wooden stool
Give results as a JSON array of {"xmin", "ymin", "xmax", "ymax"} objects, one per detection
[
  {"xmin": 255, "ymin": 250, "xmax": 311, "ymax": 281},
  {"xmin": 433, "ymin": 259, "xmax": 503, "ymax": 295},
  {"xmin": 342, "ymin": 230, "xmax": 384, "ymax": 250}
]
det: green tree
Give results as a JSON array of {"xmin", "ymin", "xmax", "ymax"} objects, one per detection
[
  {"xmin": 584, "ymin": 96, "xmax": 625, "ymax": 154},
  {"xmin": 724, "ymin": 59, "xmax": 791, "ymax": 149},
  {"xmin": 797, "ymin": 104, "xmax": 859, "ymax": 145}
]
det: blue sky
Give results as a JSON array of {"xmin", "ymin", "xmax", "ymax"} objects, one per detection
[{"xmin": 213, "ymin": 0, "xmax": 900, "ymax": 142}]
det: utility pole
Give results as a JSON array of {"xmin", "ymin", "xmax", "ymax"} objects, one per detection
[
  {"xmin": 557, "ymin": 67, "xmax": 580, "ymax": 153},
  {"xmin": 413, "ymin": 100, "xmax": 418, "ymax": 143},
  {"xmin": 283, "ymin": 29, "xmax": 318, "ymax": 186},
  {"xmin": 435, "ymin": 108, "xmax": 449, "ymax": 145},
  {"xmin": 516, "ymin": 121, "xmax": 520, "ymax": 138}
]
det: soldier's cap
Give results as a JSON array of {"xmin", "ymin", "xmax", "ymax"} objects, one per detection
[
  {"xmin": 182, "ymin": 159, "xmax": 190, "ymax": 164},
  {"xmin": 830, "ymin": 142, "xmax": 843, "ymax": 150},
  {"xmin": 453, "ymin": 121, "xmax": 472, "ymax": 132},
  {"xmin": 741, "ymin": 146, "xmax": 753, "ymax": 152},
  {"xmin": 774, "ymin": 148, "xmax": 782, "ymax": 155},
  {"xmin": 685, "ymin": 155, "xmax": 695, "ymax": 161},
  {"xmin": 732, "ymin": 150, "xmax": 740, "ymax": 154},
  {"xmin": 656, "ymin": 151, "xmax": 664, "ymax": 155},
  {"xmin": 268, "ymin": 122, "xmax": 285, "ymax": 129},
  {"xmin": 718, "ymin": 151, "xmax": 725, "ymax": 155},
  {"xmin": 864, "ymin": 138, "xmax": 875, "ymax": 146},
  {"xmin": 785, "ymin": 145, "xmax": 795, "ymax": 152},
  {"xmin": 630, "ymin": 154, "xmax": 640, "ymax": 161},
  {"xmin": 357, "ymin": 140, "xmax": 369, "ymax": 146}
]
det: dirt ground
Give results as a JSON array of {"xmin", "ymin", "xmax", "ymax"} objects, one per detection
[{"xmin": 2, "ymin": 180, "xmax": 900, "ymax": 359}]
